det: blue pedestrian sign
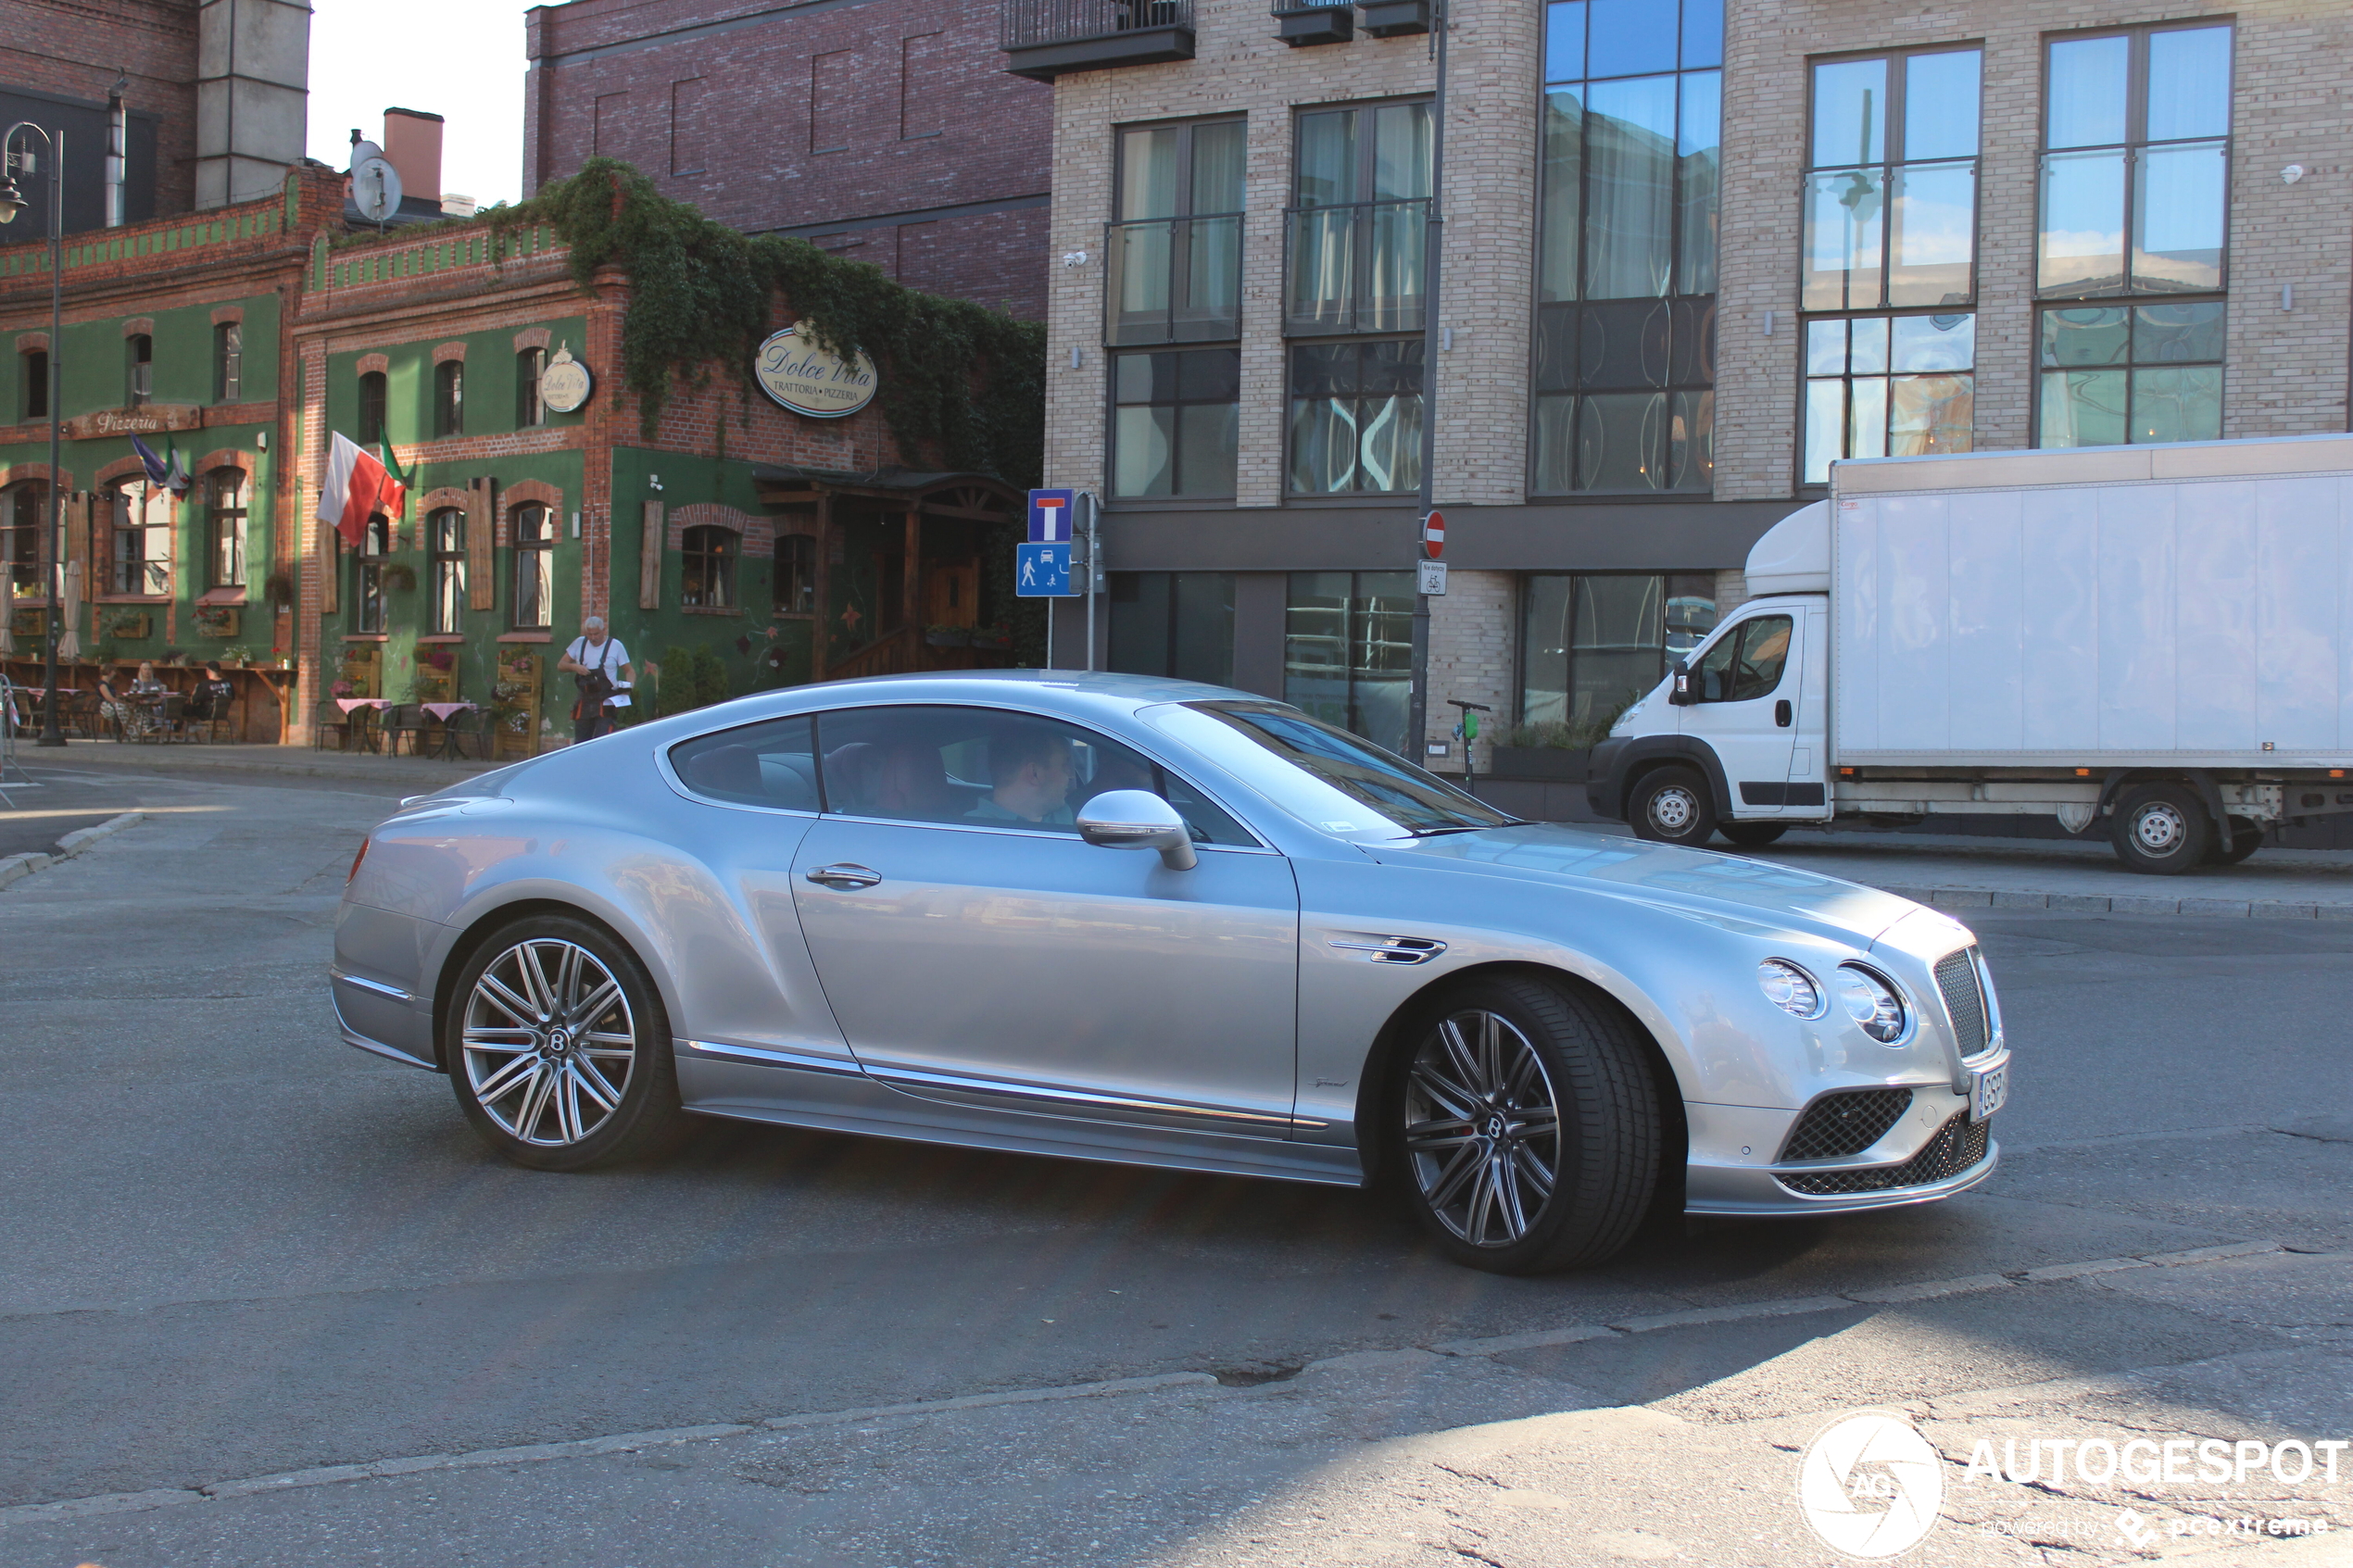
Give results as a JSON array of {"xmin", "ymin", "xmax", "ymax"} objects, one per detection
[
  {"xmin": 1026, "ymin": 488, "xmax": 1075, "ymax": 543},
  {"xmin": 1015, "ymin": 540, "xmax": 1076, "ymax": 596}
]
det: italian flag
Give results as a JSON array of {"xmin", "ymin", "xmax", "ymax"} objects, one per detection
[{"xmin": 319, "ymin": 432, "xmax": 409, "ymax": 546}]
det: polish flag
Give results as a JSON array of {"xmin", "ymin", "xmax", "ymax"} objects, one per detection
[{"xmin": 319, "ymin": 433, "xmax": 408, "ymax": 546}]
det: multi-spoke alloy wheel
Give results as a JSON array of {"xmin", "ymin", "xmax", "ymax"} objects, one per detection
[
  {"xmin": 463, "ymin": 938, "xmax": 637, "ymax": 1147},
  {"xmin": 1390, "ymin": 976, "xmax": 1661, "ymax": 1275},
  {"xmin": 444, "ymin": 916, "xmax": 689, "ymax": 1171},
  {"xmin": 1403, "ymin": 1010, "xmax": 1563, "ymax": 1248}
]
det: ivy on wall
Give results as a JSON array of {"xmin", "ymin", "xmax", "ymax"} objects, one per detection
[{"xmin": 484, "ymin": 159, "xmax": 1045, "ymax": 486}]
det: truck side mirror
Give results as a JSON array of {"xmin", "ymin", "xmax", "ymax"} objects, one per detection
[{"xmin": 1668, "ymin": 660, "xmax": 1695, "ymax": 706}]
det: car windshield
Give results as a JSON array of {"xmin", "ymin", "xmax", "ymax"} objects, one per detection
[{"xmin": 1146, "ymin": 700, "xmax": 1522, "ymax": 839}]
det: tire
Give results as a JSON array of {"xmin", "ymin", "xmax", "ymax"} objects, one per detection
[
  {"xmin": 1718, "ymin": 822, "xmax": 1788, "ymax": 848},
  {"xmin": 444, "ymin": 914, "xmax": 691, "ymax": 1171},
  {"xmin": 2207, "ymin": 816, "xmax": 2263, "ymax": 866},
  {"xmin": 1629, "ymin": 766, "xmax": 1717, "ymax": 847},
  {"xmin": 2109, "ymin": 784, "xmax": 2212, "ymax": 875},
  {"xmin": 1388, "ymin": 975, "xmax": 1661, "ymax": 1275}
]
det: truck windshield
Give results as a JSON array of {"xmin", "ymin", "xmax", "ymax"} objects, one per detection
[{"xmin": 1147, "ymin": 700, "xmax": 1522, "ymax": 838}]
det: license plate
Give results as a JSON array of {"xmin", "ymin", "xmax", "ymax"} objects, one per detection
[{"xmin": 1970, "ymin": 1061, "xmax": 2007, "ymax": 1123}]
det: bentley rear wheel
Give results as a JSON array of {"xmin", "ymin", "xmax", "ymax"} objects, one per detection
[
  {"xmin": 446, "ymin": 915, "xmax": 690, "ymax": 1171},
  {"xmin": 1391, "ymin": 976, "xmax": 1660, "ymax": 1274}
]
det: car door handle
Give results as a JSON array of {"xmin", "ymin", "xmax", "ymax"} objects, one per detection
[
  {"xmin": 1775, "ymin": 699, "xmax": 1793, "ymax": 727},
  {"xmin": 805, "ymin": 863, "xmax": 882, "ymax": 890}
]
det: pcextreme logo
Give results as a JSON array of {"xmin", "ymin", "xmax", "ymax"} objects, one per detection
[{"xmin": 1796, "ymin": 1411, "xmax": 1946, "ymax": 1558}]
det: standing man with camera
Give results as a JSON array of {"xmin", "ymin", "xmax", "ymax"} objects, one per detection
[{"xmin": 558, "ymin": 615, "xmax": 635, "ymax": 745}]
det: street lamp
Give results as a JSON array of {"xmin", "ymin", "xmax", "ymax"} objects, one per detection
[{"xmin": 0, "ymin": 121, "xmax": 67, "ymax": 747}]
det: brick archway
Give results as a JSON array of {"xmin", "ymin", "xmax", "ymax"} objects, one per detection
[{"xmin": 497, "ymin": 479, "xmax": 564, "ymax": 546}]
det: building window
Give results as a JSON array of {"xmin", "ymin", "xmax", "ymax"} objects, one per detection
[
  {"xmin": 775, "ymin": 533, "xmax": 816, "ymax": 615},
  {"xmin": 2040, "ymin": 24, "xmax": 2231, "ymax": 298},
  {"xmin": 1521, "ymin": 572, "xmax": 1717, "ymax": 739},
  {"xmin": 516, "ymin": 347, "xmax": 547, "ymax": 427},
  {"xmin": 214, "ymin": 322, "xmax": 243, "ymax": 402},
  {"xmin": 2, "ymin": 483, "xmax": 44, "ymax": 597},
  {"xmin": 1533, "ymin": 0, "xmax": 1721, "ymax": 493},
  {"xmin": 1290, "ymin": 339, "xmax": 1423, "ymax": 495},
  {"xmin": 1108, "ymin": 119, "xmax": 1244, "ymax": 345},
  {"xmin": 21, "ymin": 349, "xmax": 47, "ymax": 420},
  {"xmin": 2039, "ymin": 301, "xmax": 2222, "ymax": 448},
  {"xmin": 207, "ymin": 469, "xmax": 247, "ymax": 588},
  {"xmin": 1802, "ymin": 312, "xmax": 1974, "ymax": 484},
  {"xmin": 358, "ymin": 370, "xmax": 388, "ymax": 445},
  {"xmin": 1114, "ymin": 348, "xmax": 1239, "ymax": 497},
  {"xmin": 1285, "ymin": 571, "xmax": 1414, "ymax": 757},
  {"xmin": 1802, "ymin": 48, "xmax": 1981, "ymax": 312},
  {"xmin": 109, "ymin": 481, "xmax": 172, "ymax": 596},
  {"xmin": 355, "ymin": 515, "xmax": 390, "ymax": 633},
  {"xmin": 1108, "ymin": 572, "xmax": 1235, "ymax": 686},
  {"xmin": 681, "ymin": 524, "xmax": 736, "ymax": 609},
  {"xmin": 434, "ymin": 360, "xmax": 464, "ymax": 438},
  {"xmin": 429, "ymin": 508, "xmax": 466, "ymax": 634},
  {"xmin": 511, "ymin": 504, "xmax": 555, "ymax": 628},
  {"xmin": 1288, "ymin": 101, "xmax": 1432, "ymax": 335},
  {"xmin": 126, "ymin": 333, "xmax": 153, "ymax": 408}
]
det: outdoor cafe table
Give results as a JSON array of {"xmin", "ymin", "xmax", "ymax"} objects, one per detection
[
  {"xmin": 333, "ymin": 696, "xmax": 391, "ymax": 752},
  {"xmin": 421, "ymin": 701, "xmax": 478, "ymax": 759}
]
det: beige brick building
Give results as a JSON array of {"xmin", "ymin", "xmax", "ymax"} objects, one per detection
[{"xmin": 1013, "ymin": 0, "xmax": 2351, "ymax": 792}]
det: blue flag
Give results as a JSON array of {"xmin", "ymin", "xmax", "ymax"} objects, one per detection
[{"xmin": 129, "ymin": 433, "xmax": 170, "ymax": 487}]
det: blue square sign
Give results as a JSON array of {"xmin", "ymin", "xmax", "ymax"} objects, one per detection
[
  {"xmin": 1015, "ymin": 540, "xmax": 1075, "ymax": 596},
  {"xmin": 1026, "ymin": 488, "xmax": 1075, "ymax": 543}
]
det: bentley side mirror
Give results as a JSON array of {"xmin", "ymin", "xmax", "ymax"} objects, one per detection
[
  {"xmin": 1076, "ymin": 789, "xmax": 1198, "ymax": 871},
  {"xmin": 1668, "ymin": 660, "xmax": 1696, "ymax": 706}
]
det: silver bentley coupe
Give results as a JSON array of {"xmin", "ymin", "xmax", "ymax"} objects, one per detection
[{"xmin": 332, "ymin": 671, "xmax": 2008, "ymax": 1275}]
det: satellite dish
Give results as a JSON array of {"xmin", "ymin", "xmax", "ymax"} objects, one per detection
[{"xmin": 353, "ymin": 156, "xmax": 403, "ymax": 223}]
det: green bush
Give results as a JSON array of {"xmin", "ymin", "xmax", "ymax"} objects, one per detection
[{"xmin": 656, "ymin": 644, "xmax": 731, "ymax": 715}]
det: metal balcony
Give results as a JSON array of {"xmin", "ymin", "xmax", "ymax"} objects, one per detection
[
  {"xmin": 1001, "ymin": 0, "xmax": 1194, "ymax": 81},
  {"xmin": 1284, "ymin": 199, "xmax": 1430, "ymax": 335},
  {"xmin": 1271, "ymin": 0, "xmax": 1353, "ymax": 46},
  {"xmin": 1103, "ymin": 215, "xmax": 1242, "ymax": 345}
]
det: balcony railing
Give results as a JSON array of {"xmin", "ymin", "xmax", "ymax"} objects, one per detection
[
  {"xmin": 1104, "ymin": 215, "xmax": 1242, "ymax": 345},
  {"xmin": 1285, "ymin": 199, "xmax": 1430, "ymax": 335},
  {"xmin": 1001, "ymin": 0, "xmax": 1195, "ymax": 80}
]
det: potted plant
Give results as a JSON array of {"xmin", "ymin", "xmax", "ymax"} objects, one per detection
[
  {"xmin": 925, "ymin": 623, "xmax": 971, "ymax": 648},
  {"xmin": 220, "ymin": 645, "xmax": 253, "ymax": 669}
]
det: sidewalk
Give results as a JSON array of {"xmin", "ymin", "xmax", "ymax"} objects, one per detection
[{"xmin": 19, "ymin": 738, "xmax": 508, "ymax": 793}]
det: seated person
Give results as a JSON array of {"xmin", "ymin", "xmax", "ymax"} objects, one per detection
[
  {"xmin": 873, "ymin": 741, "xmax": 957, "ymax": 820},
  {"xmin": 190, "ymin": 661, "xmax": 233, "ymax": 721},
  {"xmin": 967, "ymin": 728, "xmax": 1076, "ymax": 827},
  {"xmin": 1074, "ymin": 752, "xmax": 1155, "ymax": 812}
]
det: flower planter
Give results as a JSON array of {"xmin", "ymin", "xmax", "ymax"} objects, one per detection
[
  {"xmin": 925, "ymin": 629, "xmax": 972, "ymax": 648},
  {"xmin": 1489, "ymin": 745, "xmax": 1591, "ymax": 784},
  {"xmin": 968, "ymin": 633, "xmax": 1011, "ymax": 650}
]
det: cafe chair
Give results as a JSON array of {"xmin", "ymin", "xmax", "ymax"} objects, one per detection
[
  {"xmin": 381, "ymin": 703, "xmax": 428, "ymax": 757},
  {"xmin": 312, "ymin": 700, "xmax": 359, "ymax": 752}
]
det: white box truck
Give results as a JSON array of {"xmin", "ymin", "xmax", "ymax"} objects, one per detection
[{"xmin": 1585, "ymin": 433, "xmax": 2353, "ymax": 873}]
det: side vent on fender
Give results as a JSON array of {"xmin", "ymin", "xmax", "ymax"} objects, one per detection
[{"xmin": 1326, "ymin": 935, "xmax": 1448, "ymax": 965}]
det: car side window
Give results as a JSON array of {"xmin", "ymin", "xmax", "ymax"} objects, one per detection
[
  {"xmin": 668, "ymin": 716, "xmax": 822, "ymax": 810},
  {"xmin": 1692, "ymin": 614, "xmax": 1793, "ymax": 704},
  {"xmin": 812, "ymin": 705, "xmax": 1254, "ymax": 846}
]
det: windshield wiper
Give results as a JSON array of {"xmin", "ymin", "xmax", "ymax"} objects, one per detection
[{"xmin": 1409, "ymin": 820, "xmax": 1528, "ymax": 836}]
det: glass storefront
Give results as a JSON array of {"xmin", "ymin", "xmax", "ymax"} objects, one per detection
[
  {"xmin": 1520, "ymin": 572, "xmax": 1718, "ymax": 741},
  {"xmin": 1284, "ymin": 571, "xmax": 1415, "ymax": 758},
  {"xmin": 1107, "ymin": 571, "xmax": 1235, "ymax": 687}
]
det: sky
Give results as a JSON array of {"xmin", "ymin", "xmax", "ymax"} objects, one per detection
[{"xmin": 306, "ymin": 0, "xmax": 538, "ymax": 209}]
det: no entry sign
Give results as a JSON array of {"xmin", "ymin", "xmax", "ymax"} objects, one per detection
[{"xmin": 1422, "ymin": 510, "xmax": 1445, "ymax": 558}]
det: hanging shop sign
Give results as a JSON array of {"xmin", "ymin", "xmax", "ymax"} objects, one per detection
[
  {"xmin": 538, "ymin": 345, "xmax": 594, "ymax": 415},
  {"xmin": 753, "ymin": 325, "xmax": 878, "ymax": 420}
]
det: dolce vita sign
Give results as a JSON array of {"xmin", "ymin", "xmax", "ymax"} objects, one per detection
[{"xmin": 753, "ymin": 325, "xmax": 878, "ymax": 420}]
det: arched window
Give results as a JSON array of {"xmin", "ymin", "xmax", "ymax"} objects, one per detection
[
  {"xmin": 429, "ymin": 508, "xmax": 465, "ymax": 634},
  {"xmin": 207, "ymin": 469, "xmax": 247, "ymax": 588},
  {"xmin": 127, "ymin": 333, "xmax": 153, "ymax": 407},
  {"xmin": 775, "ymin": 533, "xmax": 815, "ymax": 615},
  {"xmin": 434, "ymin": 360, "xmax": 464, "ymax": 437},
  {"xmin": 358, "ymin": 370, "xmax": 388, "ymax": 445},
  {"xmin": 516, "ymin": 347, "xmax": 547, "ymax": 427},
  {"xmin": 681, "ymin": 524, "xmax": 736, "ymax": 608},
  {"xmin": 2, "ymin": 482, "xmax": 45, "ymax": 597},
  {"xmin": 108, "ymin": 479, "xmax": 173, "ymax": 596},
  {"xmin": 511, "ymin": 503, "xmax": 554, "ymax": 629},
  {"xmin": 355, "ymin": 514, "xmax": 391, "ymax": 633}
]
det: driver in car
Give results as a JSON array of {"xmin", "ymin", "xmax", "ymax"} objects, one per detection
[{"xmin": 966, "ymin": 729, "xmax": 1076, "ymax": 826}]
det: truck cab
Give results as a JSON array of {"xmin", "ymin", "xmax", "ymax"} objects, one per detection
[{"xmin": 1589, "ymin": 504, "xmax": 1832, "ymax": 847}]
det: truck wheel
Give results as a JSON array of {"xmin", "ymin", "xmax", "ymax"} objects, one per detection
[
  {"xmin": 1630, "ymin": 767, "xmax": 1717, "ymax": 847},
  {"xmin": 2109, "ymin": 784, "xmax": 2211, "ymax": 875},
  {"xmin": 2207, "ymin": 816, "xmax": 2263, "ymax": 866},
  {"xmin": 1718, "ymin": 822, "xmax": 1787, "ymax": 848}
]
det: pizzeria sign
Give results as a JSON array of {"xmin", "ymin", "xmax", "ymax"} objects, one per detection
[{"xmin": 753, "ymin": 325, "xmax": 879, "ymax": 420}]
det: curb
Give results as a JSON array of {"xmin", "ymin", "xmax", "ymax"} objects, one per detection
[
  {"xmin": 1877, "ymin": 883, "xmax": 2353, "ymax": 919},
  {"xmin": 0, "ymin": 811, "xmax": 146, "ymax": 891}
]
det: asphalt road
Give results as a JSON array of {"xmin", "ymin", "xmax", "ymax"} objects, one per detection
[{"xmin": 2, "ymin": 763, "xmax": 2347, "ymax": 1566}]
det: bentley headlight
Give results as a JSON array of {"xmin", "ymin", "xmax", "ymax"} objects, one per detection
[
  {"xmin": 1835, "ymin": 964, "xmax": 1908, "ymax": 1043},
  {"xmin": 1756, "ymin": 960, "xmax": 1824, "ymax": 1018}
]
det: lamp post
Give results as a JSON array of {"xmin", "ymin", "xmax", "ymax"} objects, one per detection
[
  {"xmin": 1405, "ymin": 0, "xmax": 1448, "ymax": 768},
  {"xmin": 0, "ymin": 121, "xmax": 66, "ymax": 747}
]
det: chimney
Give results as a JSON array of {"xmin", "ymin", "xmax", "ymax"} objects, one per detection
[
  {"xmin": 194, "ymin": 0, "xmax": 311, "ymax": 210},
  {"xmin": 381, "ymin": 108, "xmax": 444, "ymax": 207}
]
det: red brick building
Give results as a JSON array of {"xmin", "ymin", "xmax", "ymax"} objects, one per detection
[{"xmin": 523, "ymin": 0, "xmax": 1051, "ymax": 320}]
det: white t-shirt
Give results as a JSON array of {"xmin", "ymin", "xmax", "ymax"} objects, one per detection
[{"xmin": 565, "ymin": 635, "xmax": 633, "ymax": 707}]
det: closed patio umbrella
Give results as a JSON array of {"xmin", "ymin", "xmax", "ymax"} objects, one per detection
[{"xmin": 57, "ymin": 563, "xmax": 81, "ymax": 660}]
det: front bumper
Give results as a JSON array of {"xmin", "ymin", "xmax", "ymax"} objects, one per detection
[
  {"xmin": 1585, "ymin": 737, "xmax": 1628, "ymax": 820},
  {"xmin": 1681, "ymin": 1084, "xmax": 2002, "ymax": 1218}
]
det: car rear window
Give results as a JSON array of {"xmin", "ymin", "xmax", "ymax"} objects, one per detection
[{"xmin": 667, "ymin": 716, "xmax": 821, "ymax": 811}]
